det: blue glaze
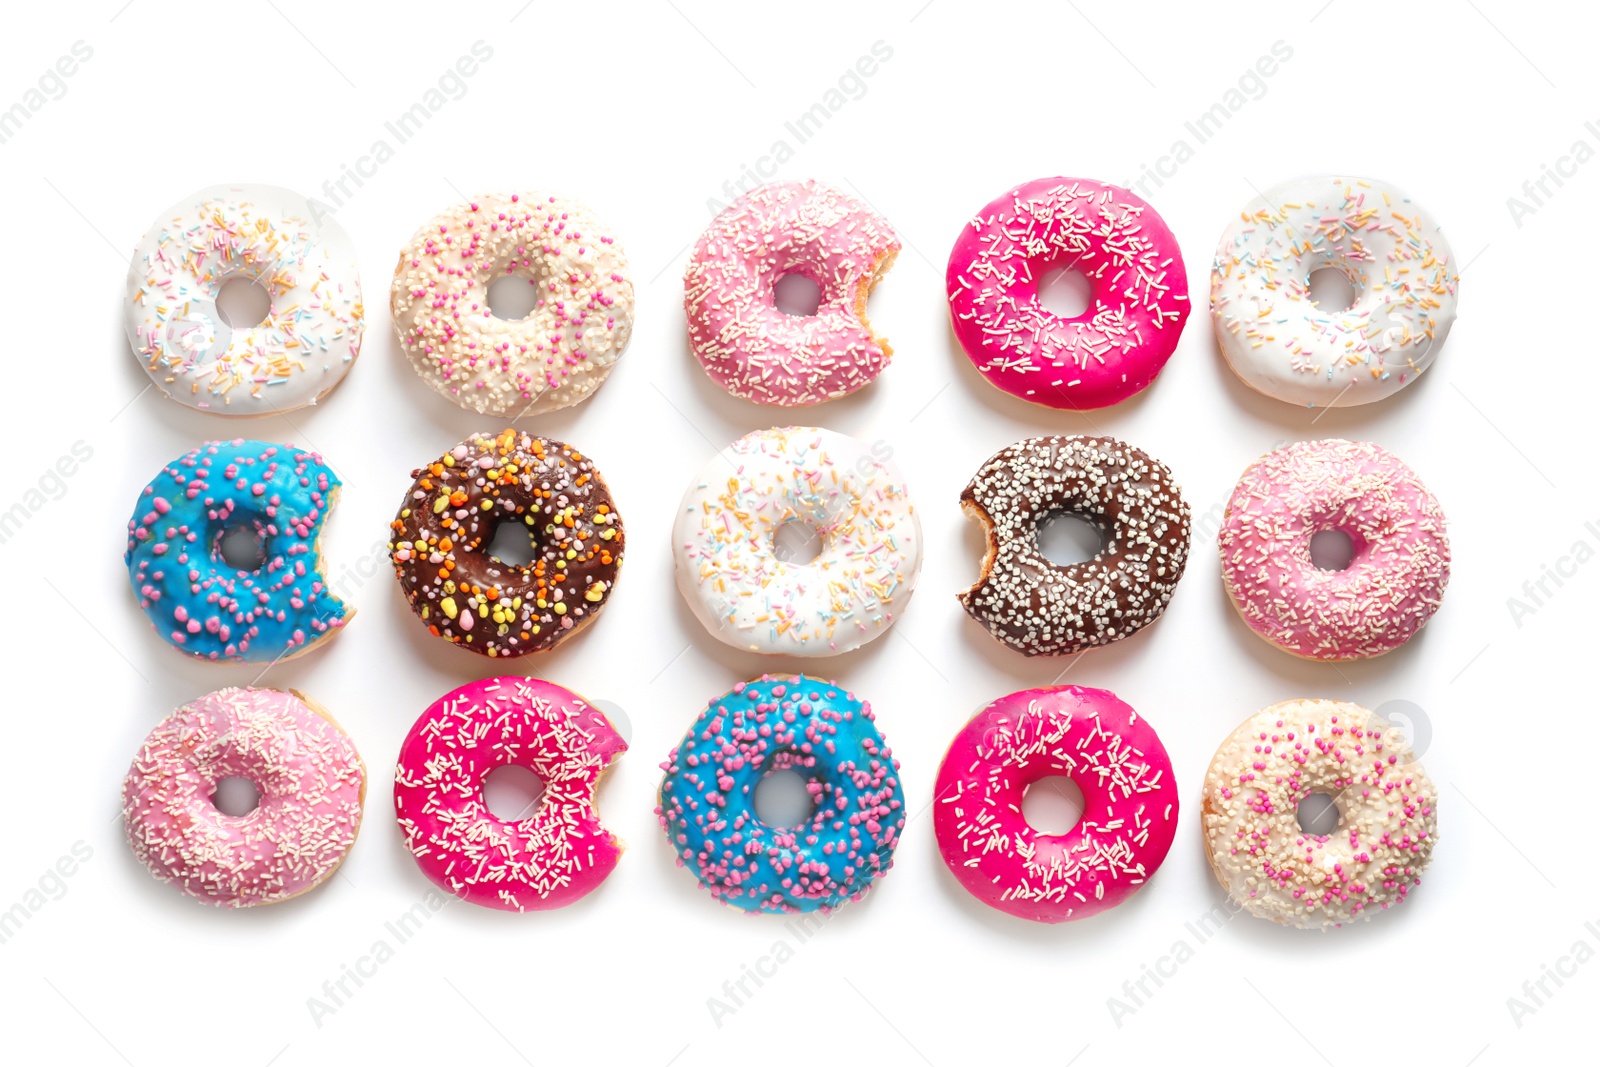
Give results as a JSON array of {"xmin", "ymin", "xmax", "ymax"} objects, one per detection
[
  {"xmin": 657, "ymin": 674, "xmax": 905, "ymax": 914},
  {"xmin": 125, "ymin": 439, "xmax": 349, "ymax": 663}
]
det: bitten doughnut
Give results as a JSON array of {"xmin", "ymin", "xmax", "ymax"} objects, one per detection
[
  {"xmin": 934, "ymin": 686, "xmax": 1179, "ymax": 923},
  {"xmin": 389, "ymin": 429, "xmax": 624, "ymax": 658},
  {"xmin": 1218, "ymin": 439, "xmax": 1450, "ymax": 660},
  {"xmin": 1202, "ymin": 699, "xmax": 1438, "ymax": 929},
  {"xmin": 394, "ymin": 677, "xmax": 626, "ymax": 911},
  {"xmin": 673, "ymin": 426, "xmax": 921, "ymax": 656},
  {"xmin": 124, "ymin": 184, "xmax": 363, "ymax": 415},
  {"xmin": 126, "ymin": 439, "xmax": 351, "ymax": 663},
  {"xmin": 685, "ymin": 179, "xmax": 900, "ymax": 406},
  {"xmin": 391, "ymin": 192, "xmax": 634, "ymax": 416},
  {"xmin": 1210, "ymin": 176, "xmax": 1459, "ymax": 407},
  {"xmin": 122, "ymin": 687, "xmax": 365, "ymax": 907},
  {"xmin": 657, "ymin": 675, "xmax": 905, "ymax": 914},
  {"xmin": 959, "ymin": 435, "xmax": 1190, "ymax": 656},
  {"xmin": 947, "ymin": 177, "xmax": 1190, "ymax": 409}
]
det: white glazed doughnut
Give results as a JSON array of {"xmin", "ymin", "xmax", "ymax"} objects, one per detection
[
  {"xmin": 1210, "ymin": 176, "xmax": 1458, "ymax": 408},
  {"xmin": 124, "ymin": 184, "xmax": 364, "ymax": 415},
  {"xmin": 673, "ymin": 427, "xmax": 922, "ymax": 656},
  {"xmin": 390, "ymin": 192, "xmax": 635, "ymax": 417}
]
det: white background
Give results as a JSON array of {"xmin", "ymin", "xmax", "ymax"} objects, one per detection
[{"xmin": 0, "ymin": 1, "xmax": 1593, "ymax": 1063}]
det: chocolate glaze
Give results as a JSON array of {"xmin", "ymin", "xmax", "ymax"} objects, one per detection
[
  {"xmin": 958, "ymin": 435, "xmax": 1190, "ymax": 656},
  {"xmin": 389, "ymin": 429, "xmax": 624, "ymax": 658}
]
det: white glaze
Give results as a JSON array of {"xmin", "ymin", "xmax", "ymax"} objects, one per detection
[
  {"xmin": 672, "ymin": 427, "xmax": 922, "ymax": 656},
  {"xmin": 124, "ymin": 184, "xmax": 364, "ymax": 415},
  {"xmin": 1210, "ymin": 176, "xmax": 1458, "ymax": 408}
]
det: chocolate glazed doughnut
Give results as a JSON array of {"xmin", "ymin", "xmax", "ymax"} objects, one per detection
[
  {"xmin": 959, "ymin": 436, "xmax": 1190, "ymax": 656},
  {"xmin": 389, "ymin": 429, "xmax": 624, "ymax": 658}
]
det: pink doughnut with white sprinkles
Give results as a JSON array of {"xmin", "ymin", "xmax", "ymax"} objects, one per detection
[
  {"xmin": 934, "ymin": 685, "xmax": 1179, "ymax": 923},
  {"xmin": 122, "ymin": 687, "xmax": 366, "ymax": 907},
  {"xmin": 393, "ymin": 676, "xmax": 627, "ymax": 911},
  {"xmin": 685, "ymin": 179, "xmax": 901, "ymax": 406},
  {"xmin": 1202, "ymin": 699, "xmax": 1438, "ymax": 929},
  {"xmin": 947, "ymin": 177, "xmax": 1190, "ymax": 409},
  {"xmin": 1218, "ymin": 439, "xmax": 1450, "ymax": 660}
]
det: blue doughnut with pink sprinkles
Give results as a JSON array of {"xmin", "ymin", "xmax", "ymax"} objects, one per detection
[
  {"xmin": 125, "ymin": 439, "xmax": 350, "ymax": 664},
  {"xmin": 657, "ymin": 674, "xmax": 906, "ymax": 914}
]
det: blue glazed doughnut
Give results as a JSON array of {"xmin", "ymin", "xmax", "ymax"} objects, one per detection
[
  {"xmin": 125, "ymin": 439, "xmax": 351, "ymax": 663},
  {"xmin": 656, "ymin": 674, "xmax": 905, "ymax": 914}
]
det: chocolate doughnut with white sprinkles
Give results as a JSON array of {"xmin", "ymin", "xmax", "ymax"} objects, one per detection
[
  {"xmin": 388, "ymin": 429, "xmax": 623, "ymax": 658},
  {"xmin": 959, "ymin": 436, "xmax": 1190, "ymax": 656}
]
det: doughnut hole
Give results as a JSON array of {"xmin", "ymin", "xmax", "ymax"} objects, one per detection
[
  {"xmin": 211, "ymin": 776, "xmax": 261, "ymax": 817},
  {"xmin": 754, "ymin": 766, "xmax": 817, "ymax": 829},
  {"xmin": 1309, "ymin": 529, "xmax": 1355, "ymax": 571},
  {"xmin": 481, "ymin": 765, "xmax": 547, "ymax": 821},
  {"xmin": 1022, "ymin": 775, "xmax": 1085, "ymax": 835},
  {"xmin": 771, "ymin": 518, "xmax": 823, "ymax": 564},
  {"xmin": 1306, "ymin": 267, "xmax": 1357, "ymax": 313},
  {"xmin": 486, "ymin": 273, "xmax": 543, "ymax": 320},
  {"xmin": 217, "ymin": 522, "xmax": 268, "ymax": 572},
  {"xmin": 1297, "ymin": 791, "xmax": 1341, "ymax": 836},
  {"xmin": 1037, "ymin": 265, "xmax": 1093, "ymax": 318},
  {"xmin": 773, "ymin": 272, "xmax": 822, "ymax": 317},
  {"xmin": 1037, "ymin": 512, "xmax": 1103, "ymax": 566},
  {"xmin": 215, "ymin": 276, "xmax": 271, "ymax": 328},
  {"xmin": 485, "ymin": 519, "xmax": 538, "ymax": 567}
]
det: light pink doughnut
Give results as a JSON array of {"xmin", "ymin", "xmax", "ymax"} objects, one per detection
[
  {"xmin": 947, "ymin": 177, "xmax": 1190, "ymax": 409},
  {"xmin": 122, "ymin": 687, "xmax": 366, "ymax": 907},
  {"xmin": 685, "ymin": 179, "xmax": 901, "ymax": 406},
  {"xmin": 933, "ymin": 685, "xmax": 1179, "ymax": 923},
  {"xmin": 393, "ymin": 676, "xmax": 625, "ymax": 911},
  {"xmin": 1218, "ymin": 439, "xmax": 1450, "ymax": 660}
]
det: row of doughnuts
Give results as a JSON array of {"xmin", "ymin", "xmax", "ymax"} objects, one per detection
[
  {"xmin": 123, "ymin": 430, "xmax": 1451, "ymax": 667},
  {"xmin": 123, "ymin": 175, "xmax": 1458, "ymax": 419},
  {"xmin": 123, "ymin": 677, "xmax": 1437, "ymax": 930}
]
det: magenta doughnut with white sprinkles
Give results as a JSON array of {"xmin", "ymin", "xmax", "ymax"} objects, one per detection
[{"xmin": 959, "ymin": 435, "xmax": 1191, "ymax": 656}]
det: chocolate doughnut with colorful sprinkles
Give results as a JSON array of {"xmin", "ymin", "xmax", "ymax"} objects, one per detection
[
  {"xmin": 657, "ymin": 675, "xmax": 906, "ymax": 914},
  {"xmin": 389, "ymin": 429, "xmax": 624, "ymax": 658},
  {"xmin": 125, "ymin": 439, "xmax": 351, "ymax": 663}
]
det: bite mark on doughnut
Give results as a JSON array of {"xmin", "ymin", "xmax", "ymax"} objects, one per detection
[{"xmin": 855, "ymin": 244, "xmax": 900, "ymax": 363}]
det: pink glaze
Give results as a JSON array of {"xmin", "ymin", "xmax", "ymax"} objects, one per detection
[
  {"xmin": 393, "ymin": 676, "xmax": 626, "ymax": 911},
  {"xmin": 685, "ymin": 179, "xmax": 901, "ymax": 406},
  {"xmin": 933, "ymin": 685, "xmax": 1179, "ymax": 923},
  {"xmin": 122, "ymin": 687, "xmax": 366, "ymax": 907},
  {"xmin": 1218, "ymin": 439, "xmax": 1450, "ymax": 661},
  {"xmin": 946, "ymin": 177, "xmax": 1189, "ymax": 409}
]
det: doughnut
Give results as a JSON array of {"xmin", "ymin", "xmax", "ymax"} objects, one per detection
[
  {"xmin": 657, "ymin": 674, "xmax": 905, "ymax": 914},
  {"xmin": 685, "ymin": 179, "xmax": 900, "ymax": 406},
  {"xmin": 1218, "ymin": 439, "xmax": 1450, "ymax": 660},
  {"xmin": 1210, "ymin": 176, "xmax": 1459, "ymax": 408},
  {"xmin": 673, "ymin": 426, "xmax": 921, "ymax": 656},
  {"xmin": 959, "ymin": 435, "xmax": 1190, "ymax": 656},
  {"xmin": 125, "ymin": 439, "xmax": 351, "ymax": 663},
  {"xmin": 946, "ymin": 177, "xmax": 1190, "ymax": 409},
  {"xmin": 122, "ymin": 686, "xmax": 365, "ymax": 907},
  {"xmin": 124, "ymin": 184, "xmax": 363, "ymax": 415},
  {"xmin": 394, "ymin": 677, "xmax": 626, "ymax": 911},
  {"xmin": 389, "ymin": 429, "xmax": 624, "ymax": 659},
  {"xmin": 1202, "ymin": 698, "xmax": 1438, "ymax": 929},
  {"xmin": 934, "ymin": 685, "xmax": 1179, "ymax": 923},
  {"xmin": 391, "ymin": 192, "xmax": 634, "ymax": 416}
]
